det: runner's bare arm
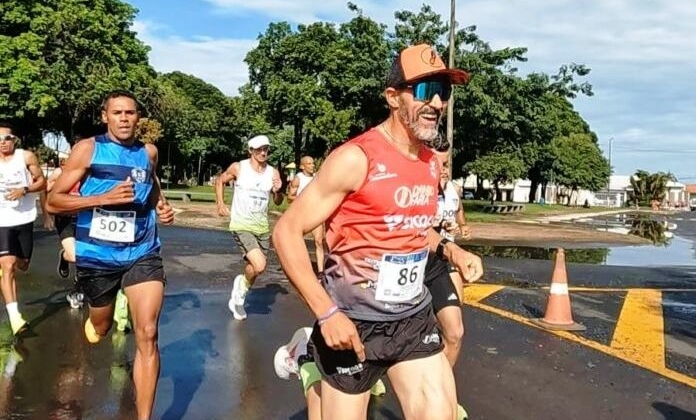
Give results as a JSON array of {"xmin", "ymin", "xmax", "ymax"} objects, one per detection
[
  {"xmin": 455, "ymin": 201, "xmax": 471, "ymax": 239},
  {"xmin": 215, "ymin": 162, "xmax": 239, "ymax": 216},
  {"xmin": 145, "ymin": 144, "xmax": 165, "ymax": 205},
  {"xmin": 427, "ymin": 228, "xmax": 483, "ymax": 283},
  {"xmin": 46, "ymin": 167, "xmax": 62, "ymax": 193},
  {"xmin": 273, "ymin": 145, "xmax": 367, "ymax": 317},
  {"xmin": 287, "ymin": 176, "xmax": 300, "ymax": 203},
  {"xmin": 146, "ymin": 144, "xmax": 174, "ymax": 225},
  {"xmin": 273, "ymin": 145, "xmax": 368, "ymax": 359},
  {"xmin": 24, "ymin": 150, "xmax": 47, "ymax": 193},
  {"xmin": 47, "ymin": 139, "xmax": 135, "ymax": 213},
  {"xmin": 271, "ymin": 168, "xmax": 284, "ymax": 205}
]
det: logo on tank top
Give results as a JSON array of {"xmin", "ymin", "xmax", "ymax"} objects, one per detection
[
  {"xmin": 393, "ymin": 185, "xmax": 435, "ymax": 208},
  {"xmin": 384, "ymin": 214, "xmax": 435, "ymax": 231},
  {"xmin": 130, "ymin": 167, "xmax": 148, "ymax": 183},
  {"xmin": 369, "ymin": 162, "xmax": 397, "ymax": 182}
]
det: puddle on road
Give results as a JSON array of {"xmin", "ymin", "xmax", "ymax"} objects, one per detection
[{"xmin": 467, "ymin": 213, "xmax": 696, "ymax": 267}]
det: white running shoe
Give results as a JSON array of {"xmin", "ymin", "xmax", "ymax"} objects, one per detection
[
  {"xmin": 229, "ymin": 275, "xmax": 247, "ymax": 320},
  {"xmin": 274, "ymin": 327, "xmax": 312, "ymax": 380}
]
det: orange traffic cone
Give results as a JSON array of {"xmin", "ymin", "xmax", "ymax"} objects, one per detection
[{"xmin": 530, "ymin": 248, "xmax": 586, "ymax": 331}]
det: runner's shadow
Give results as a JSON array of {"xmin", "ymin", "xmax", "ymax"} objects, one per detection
[
  {"xmin": 23, "ymin": 290, "xmax": 71, "ymax": 334},
  {"xmin": 160, "ymin": 291, "xmax": 202, "ymax": 326},
  {"xmin": 160, "ymin": 329, "xmax": 218, "ymax": 420},
  {"xmin": 653, "ymin": 402, "xmax": 696, "ymax": 419},
  {"xmin": 245, "ymin": 283, "xmax": 289, "ymax": 316},
  {"xmin": 289, "ymin": 409, "xmax": 309, "ymax": 420}
]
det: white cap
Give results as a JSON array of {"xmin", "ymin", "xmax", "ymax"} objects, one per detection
[{"xmin": 248, "ymin": 135, "xmax": 270, "ymax": 149}]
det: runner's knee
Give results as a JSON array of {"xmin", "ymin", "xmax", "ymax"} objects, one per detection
[
  {"xmin": 0, "ymin": 259, "xmax": 16, "ymax": 273},
  {"xmin": 246, "ymin": 253, "xmax": 267, "ymax": 275},
  {"xmin": 134, "ymin": 321, "xmax": 158, "ymax": 344},
  {"xmin": 442, "ymin": 319, "xmax": 464, "ymax": 348},
  {"xmin": 402, "ymin": 390, "xmax": 454, "ymax": 420}
]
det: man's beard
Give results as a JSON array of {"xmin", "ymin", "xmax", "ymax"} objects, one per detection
[{"xmin": 397, "ymin": 104, "xmax": 442, "ymax": 145}]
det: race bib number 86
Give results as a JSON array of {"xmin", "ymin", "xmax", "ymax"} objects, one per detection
[{"xmin": 375, "ymin": 249, "xmax": 428, "ymax": 303}]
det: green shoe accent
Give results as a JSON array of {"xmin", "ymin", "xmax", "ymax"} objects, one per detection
[
  {"xmin": 113, "ymin": 290, "xmax": 130, "ymax": 332},
  {"xmin": 299, "ymin": 361, "xmax": 321, "ymax": 394},
  {"xmin": 457, "ymin": 404, "xmax": 468, "ymax": 420},
  {"xmin": 370, "ymin": 379, "xmax": 386, "ymax": 396}
]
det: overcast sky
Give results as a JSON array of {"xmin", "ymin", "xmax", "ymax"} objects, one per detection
[{"xmin": 129, "ymin": 0, "xmax": 696, "ymax": 182}]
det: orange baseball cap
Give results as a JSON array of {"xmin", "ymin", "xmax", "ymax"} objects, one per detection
[{"xmin": 386, "ymin": 44, "xmax": 470, "ymax": 87}]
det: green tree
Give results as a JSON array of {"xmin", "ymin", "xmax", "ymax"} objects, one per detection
[
  {"xmin": 628, "ymin": 170, "xmax": 675, "ymax": 206},
  {"xmin": 153, "ymin": 72, "xmax": 236, "ymax": 184},
  {"xmin": 464, "ymin": 149, "xmax": 526, "ymax": 202},
  {"xmin": 0, "ymin": 0, "xmax": 156, "ymax": 145},
  {"xmin": 546, "ymin": 133, "xmax": 610, "ymax": 202}
]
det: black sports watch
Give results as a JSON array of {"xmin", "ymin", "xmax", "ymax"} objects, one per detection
[
  {"xmin": 435, "ymin": 238, "xmax": 452, "ymax": 260},
  {"xmin": 22, "ymin": 187, "xmax": 29, "ymax": 195}
]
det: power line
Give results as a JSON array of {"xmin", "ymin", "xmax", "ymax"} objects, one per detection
[{"xmin": 611, "ymin": 147, "xmax": 696, "ymax": 153}]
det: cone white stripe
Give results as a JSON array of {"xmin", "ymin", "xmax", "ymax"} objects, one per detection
[{"xmin": 549, "ymin": 283, "xmax": 569, "ymax": 295}]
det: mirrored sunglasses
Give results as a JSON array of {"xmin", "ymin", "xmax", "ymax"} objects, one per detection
[
  {"xmin": 408, "ymin": 80, "xmax": 452, "ymax": 102},
  {"xmin": 0, "ymin": 134, "xmax": 17, "ymax": 142}
]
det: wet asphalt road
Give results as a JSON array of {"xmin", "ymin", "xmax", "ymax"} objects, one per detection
[{"xmin": 1, "ymin": 216, "xmax": 696, "ymax": 419}]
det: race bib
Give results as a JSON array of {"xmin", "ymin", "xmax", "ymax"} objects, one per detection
[
  {"xmin": 375, "ymin": 249, "xmax": 428, "ymax": 303},
  {"xmin": 89, "ymin": 208, "xmax": 136, "ymax": 243}
]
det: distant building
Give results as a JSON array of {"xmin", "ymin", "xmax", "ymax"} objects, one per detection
[{"xmin": 454, "ymin": 174, "xmax": 687, "ymax": 208}]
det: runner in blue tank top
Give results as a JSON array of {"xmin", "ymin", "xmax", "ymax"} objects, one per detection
[{"xmin": 47, "ymin": 90, "xmax": 174, "ymax": 420}]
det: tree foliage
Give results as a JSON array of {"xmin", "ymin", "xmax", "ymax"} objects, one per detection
[
  {"xmin": 1, "ymin": 0, "xmax": 615, "ymax": 191},
  {"xmin": 628, "ymin": 170, "xmax": 676, "ymax": 206},
  {"xmin": 546, "ymin": 133, "xmax": 610, "ymax": 192},
  {"xmin": 0, "ymin": 0, "xmax": 155, "ymax": 146}
]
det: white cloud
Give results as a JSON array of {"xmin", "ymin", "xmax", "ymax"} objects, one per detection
[
  {"xmin": 133, "ymin": 20, "xmax": 256, "ymax": 96},
  {"xmin": 140, "ymin": 0, "xmax": 696, "ymax": 179}
]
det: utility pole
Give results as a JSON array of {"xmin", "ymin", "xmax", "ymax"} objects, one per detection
[
  {"xmin": 605, "ymin": 136, "xmax": 614, "ymax": 206},
  {"xmin": 608, "ymin": 137, "xmax": 614, "ymax": 174},
  {"xmin": 446, "ymin": 0, "xmax": 456, "ymax": 177}
]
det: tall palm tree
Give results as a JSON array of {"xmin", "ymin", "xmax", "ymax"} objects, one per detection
[{"xmin": 629, "ymin": 170, "xmax": 676, "ymax": 206}]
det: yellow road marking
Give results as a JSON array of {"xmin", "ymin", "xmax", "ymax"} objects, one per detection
[
  {"xmin": 463, "ymin": 284, "xmax": 696, "ymax": 389},
  {"xmin": 462, "ymin": 285, "xmax": 505, "ymax": 303},
  {"xmin": 611, "ymin": 289, "xmax": 665, "ymax": 371}
]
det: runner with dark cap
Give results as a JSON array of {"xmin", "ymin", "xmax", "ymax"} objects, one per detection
[{"xmin": 273, "ymin": 44, "xmax": 482, "ymax": 420}]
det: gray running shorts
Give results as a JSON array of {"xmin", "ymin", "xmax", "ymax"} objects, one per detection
[{"xmin": 231, "ymin": 230, "xmax": 270, "ymax": 256}]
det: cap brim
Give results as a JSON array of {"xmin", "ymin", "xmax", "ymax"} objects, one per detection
[{"xmin": 407, "ymin": 69, "xmax": 471, "ymax": 85}]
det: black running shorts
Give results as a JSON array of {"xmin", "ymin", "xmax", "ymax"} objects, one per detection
[
  {"xmin": 425, "ymin": 256, "xmax": 460, "ymax": 313},
  {"xmin": 54, "ymin": 215, "xmax": 76, "ymax": 241},
  {"xmin": 0, "ymin": 222, "xmax": 34, "ymax": 260},
  {"xmin": 76, "ymin": 253, "xmax": 166, "ymax": 307},
  {"xmin": 310, "ymin": 304, "xmax": 443, "ymax": 394}
]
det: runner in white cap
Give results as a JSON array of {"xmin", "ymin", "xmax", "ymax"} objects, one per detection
[{"xmin": 215, "ymin": 135, "xmax": 284, "ymax": 320}]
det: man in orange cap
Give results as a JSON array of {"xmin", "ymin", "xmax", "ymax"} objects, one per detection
[{"xmin": 273, "ymin": 44, "xmax": 481, "ymax": 420}]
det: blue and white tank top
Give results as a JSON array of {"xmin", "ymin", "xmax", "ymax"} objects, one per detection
[{"xmin": 75, "ymin": 134, "xmax": 160, "ymax": 269}]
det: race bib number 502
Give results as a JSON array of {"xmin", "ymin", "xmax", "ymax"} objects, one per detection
[{"xmin": 89, "ymin": 208, "xmax": 136, "ymax": 243}]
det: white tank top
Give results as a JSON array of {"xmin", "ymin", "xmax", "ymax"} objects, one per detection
[
  {"xmin": 295, "ymin": 172, "xmax": 313, "ymax": 195},
  {"xmin": 229, "ymin": 159, "xmax": 275, "ymax": 235},
  {"xmin": 0, "ymin": 149, "xmax": 37, "ymax": 227},
  {"xmin": 435, "ymin": 181, "xmax": 460, "ymax": 241}
]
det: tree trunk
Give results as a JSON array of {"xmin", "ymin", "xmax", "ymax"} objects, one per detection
[
  {"xmin": 529, "ymin": 178, "xmax": 539, "ymax": 204},
  {"xmin": 475, "ymin": 177, "xmax": 485, "ymax": 199},
  {"xmin": 540, "ymin": 182, "xmax": 548, "ymax": 204},
  {"xmin": 293, "ymin": 121, "xmax": 304, "ymax": 166}
]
